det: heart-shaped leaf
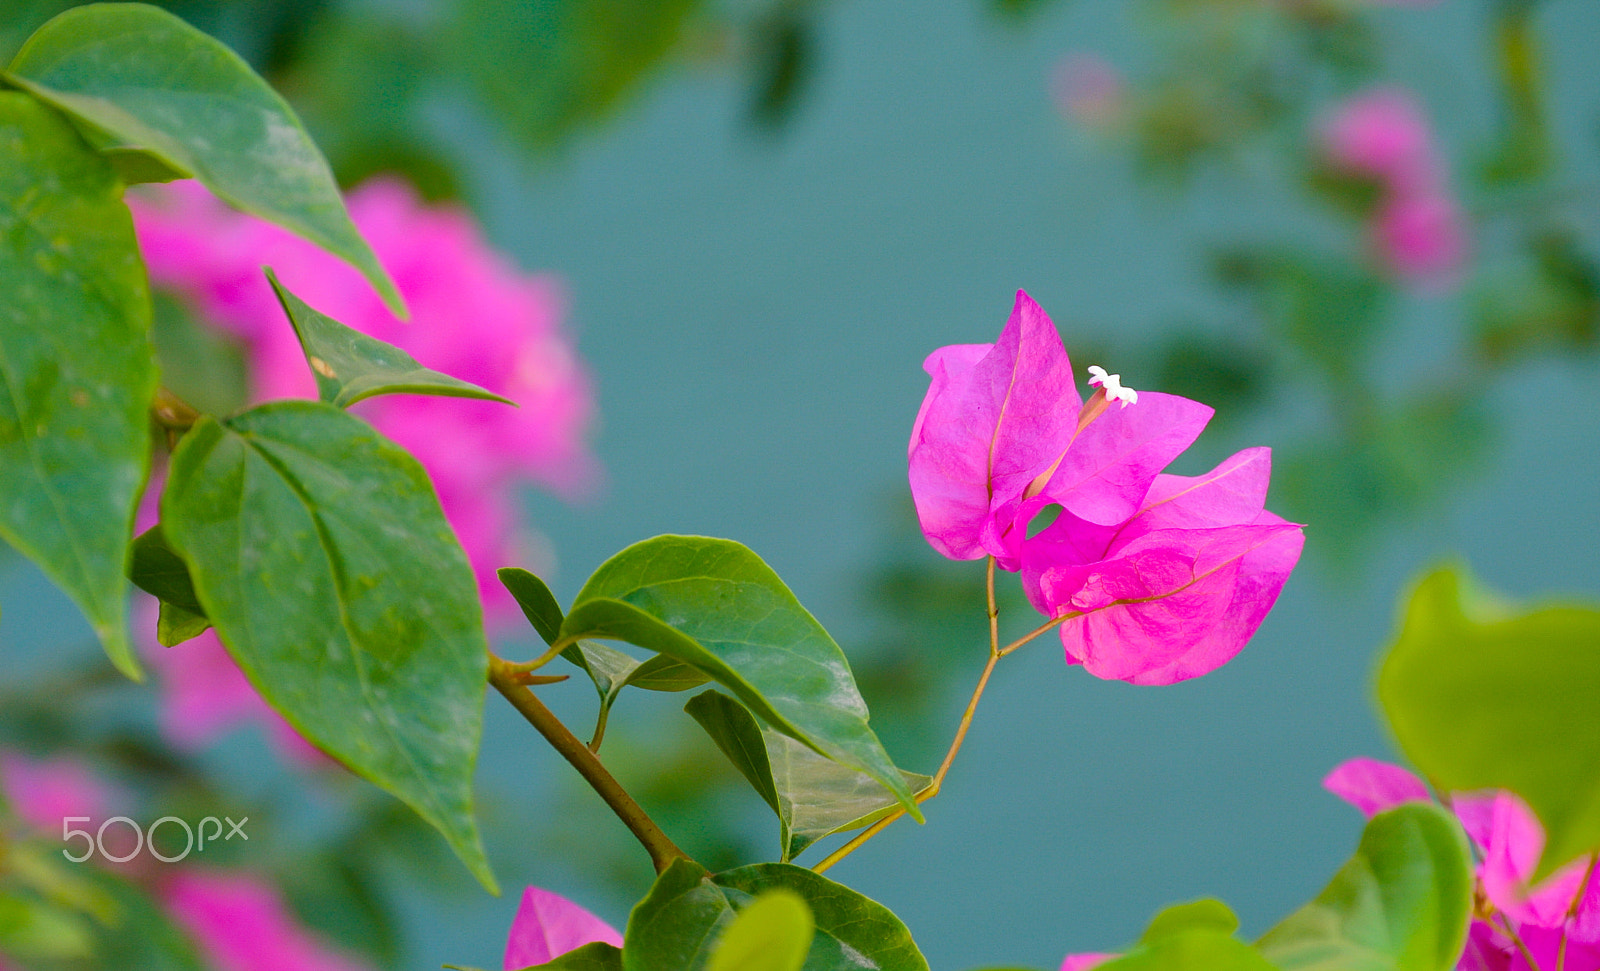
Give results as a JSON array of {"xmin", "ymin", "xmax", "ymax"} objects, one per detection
[
  {"xmin": 0, "ymin": 91, "xmax": 155, "ymax": 680},
  {"xmin": 1256, "ymin": 803, "xmax": 1473, "ymax": 971},
  {"xmin": 685, "ymin": 690, "xmax": 933, "ymax": 862},
  {"xmin": 6, "ymin": 3, "xmax": 403, "ymax": 313},
  {"xmin": 1378, "ymin": 567, "xmax": 1600, "ymax": 881},
  {"xmin": 162, "ymin": 401, "xmax": 493, "ymax": 890},
  {"xmin": 266, "ymin": 270, "xmax": 509, "ymax": 408},
  {"xmin": 561, "ymin": 536, "xmax": 919, "ymax": 820},
  {"xmin": 624, "ymin": 859, "xmax": 927, "ymax": 971}
]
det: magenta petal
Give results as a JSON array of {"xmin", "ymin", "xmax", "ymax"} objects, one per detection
[
  {"xmin": 1321, "ymin": 758, "xmax": 1431, "ymax": 818},
  {"xmin": 1456, "ymin": 792, "xmax": 1595, "ymax": 931},
  {"xmin": 1458, "ymin": 919, "xmax": 1515, "ymax": 971},
  {"xmin": 504, "ymin": 887, "xmax": 622, "ymax": 969},
  {"xmin": 1133, "ymin": 448, "xmax": 1272, "ymax": 532},
  {"xmin": 1056, "ymin": 521, "xmax": 1303, "ymax": 684},
  {"xmin": 1042, "ymin": 391, "xmax": 1213, "ymax": 527},
  {"xmin": 1061, "ymin": 953, "xmax": 1117, "ymax": 970},
  {"xmin": 908, "ymin": 291, "xmax": 1079, "ymax": 561}
]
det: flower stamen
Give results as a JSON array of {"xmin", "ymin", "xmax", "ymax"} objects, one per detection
[{"xmin": 1087, "ymin": 365, "xmax": 1137, "ymax": 407}]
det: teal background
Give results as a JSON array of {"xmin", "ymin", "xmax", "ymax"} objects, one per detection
[{"xmin": 4, "ymin": 0, "xmax": 1600, "ymax": 968}]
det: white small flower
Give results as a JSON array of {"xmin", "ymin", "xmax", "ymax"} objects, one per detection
[{"xmin": 1087, "ymin": 365, "xmax": 1138, "ymax": 407}]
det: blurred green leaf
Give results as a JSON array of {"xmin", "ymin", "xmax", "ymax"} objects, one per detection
[
  {"xmin": 624, "ymin": 859, "xmax": 927, "ymax": 971},
  {"xmin": 0, "ymin": 889, "xmax": 95, "ymax": 960},
  {"xmin": 1141, "ymin": 900, "xmax": 1238, "ymax": 944},
  {"xmin": 266, "ymin": 270, "xmax": 509, "ymax": 408},
  {"xmin": 1257, "ymin": 803, "xmax": 1472, "ymax": 971},
  {"xmin": 162, "ymin": 401, "xmax": 494, "ymax": 891},
  {"xmin": 1378, "ymin": 567, "xmax": 1600, "ymax": 881},
  {"xmin": 6, "ymin": 2, "xmax": 403, "ymax": 313},
  {"xmin": 148, "ymin": 290, "xmax": 250, "ymax": 418},
  {"xmin": 448, "ymin": 0, "xmax": 702, "ymax": 150},
  {"xmin": 685, "ymin": 689, "xmax": 932, "ymax": 862},
  {"xmin": 708, "ymin": 890, "xmax": 813, "ymax": 971},
  {"xmin": 0, "ymin": 90, "xmax": 155, "ymax": 681},
  {"xmin": 747, "ymin": 11, "xmax": 811, "ymax": 130},
  {"xmin": 561, "ymin": 535, "xmax": 920, "ymax": 821}
]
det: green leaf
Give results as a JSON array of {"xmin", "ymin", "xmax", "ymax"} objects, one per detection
[
  {"xmin": 1378, "ymin": 567, "xmax": 1600, "ymax": 882},
  {"xmin": 448, "ymin": 0, "xmax": 702, "ymax": 150},
  {"xmin": 708, "ymin": 890, "xmax": 813, "ymax": 971},
  {"xmin": 509, "ymin": 941, "xmax": 626, "ymax": 970},
  {"xmin": 0, "ymin": 90, "xmax": 155, "ymax": 680},
  {"xmin": 500, "ymin": 567, "xmax": 565, "ymax": 645},
  {"xmin": 1141, "ymin": 900, "xmax": 1239, "ymax": 944},
  {"xmin": 129, "ymin": 525, "xmax": 211, "ymax": 646},
  {"xmin": 161, "ymin": 401, "xmax": 494, "ymax": 890},
  {"xmin": 498, "ymin": 567, "xmax": 708, "ymax": 745},
  {"xmin": 6, "ymin": 3, "xmax": 404, "ymax": 314},
  {"xmin": 155, "ymin": 600, "xmax": 210, "ymax": 646},
  {"xmin": 1256, "ymin": 803, "xmax": 1473, "ymax": 971},
  {"xmin": 624, "ymin": 859, "xmax": 927, "ymax": 971},
  {"xmin": 562, "ymin": 536, "xmax": 920, "ymax": 821},
  {"xmin": 1095, "ymin": 930, "xmax": 1278, "ymax": 971},
  {"xmin": 685, "ymin": 690, "xmax": 933, "ymax": 862},
  {"xmin": 266, "ymin": 270, "xmax": 509, "ymax": 408}
]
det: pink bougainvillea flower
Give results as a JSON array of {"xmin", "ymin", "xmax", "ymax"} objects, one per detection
[
  {"xmin": 1052, "ymin": 53, "xmax": 1126, "ymax": 128},
  {"xmin": 1320, "ymin": 88, "xmax": 1439, "ymax": 195},
  {"xmin": 1322, "ymin": 756, "xmax": 1432, "ymax": 818},
  {"xmin": 908, "ymin": 291, "xmax": 1212, "ymax": 570},
  {"xmin": 136, "ymin": 600, "xmax": 325, "ymax": 764},
  {"xmin": 1060, "ymin": 952, "xmax": 1116, "ymax": 970},
  {"xmin": 130, "ymin": 178, "xmax": 597, "ymax": 622},
  {"xmin": 164, "ymin": 869, "xmax": 373, "ymax": 971},
  {"xmin": 0, "ymin": 751, "xmax": 121, "ymax": 832},
  {"xmin": 1323, "ymin": 759, "xmax": 1600, "ymax": 969},
  {"xmin": 1020, "ymin": 447, "xmax": 1304, "ymax": 685},
  {"xmin": 1373, "ymin": 192, "xmax": 1467, "ymax": 285},
  {"xmin": 503, "ymin": 886, "xmax": 622, "ymax": 970},
  {"xmin": 1317, "ymin": 88, "xmax": 1468, "ymax": 286}
]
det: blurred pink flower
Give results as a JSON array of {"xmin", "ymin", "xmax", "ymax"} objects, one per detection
[
  {"xmin": 1324, "ymin": 759, "xmax": 1600, "ymax": 970},
  {"xmin": 1373, "ymin": 192, "xmax": 1468, "ymax": 285},
  {"xmin": 0, "ymin": 750, "xmax": 121, "ymax": 832},
  {"xmin": 1318, "ymin": 88, "xmax": 1468, "ymax": 286},
  {"xmin": 137, "ymin": 600, "xmax": 325, "ymax": 765},
  {"xmin": 131, "ymin": 178, "xmax": 598, "ymax": 622},
  {"xmin": 1061, "ymin": 953, "xmax": 1116, "ymax": 970},
  {"xmin": 1052, "ymin": 53, "xmax": 1126, "ymax": 128},
  {"xmin": 164, "ymin": 869, "xmax": 373, "ymax": 971},
  {"xmin": 504, "ymin": 886, "xmax": 622, "ymax": 969}
]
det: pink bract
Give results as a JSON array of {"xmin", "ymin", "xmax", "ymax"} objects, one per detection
[
  {"xmin": 130, "ymin": 178, "xmax": 598, "ymax": 622},
  {"xmin": 1061, "ymin": 953, "xmax": 1116, "ymax": 970},
  {"xmin": 1020, "ymin": 448, "xmax": 1304, "ymax": 685},
  {"xmin": 1052, "ymin": 53, "xmax": 1126, "ymax": 127},
  {"xmin": 0, "ymin": 750, "xmax": 121, "ymax": 832},
  {"xmin": 504, "ymin": 886, "xmax": 622, "ymax": 969},
  {"xmin": 164, "ymin": 869, "xmax": 374, "ymax": 971},
  {"xmin": 1321, "ymin": 757, "xmax": 1432, "ymax": 818},
  {"xmin": 1323, "ymin": 759, "xmax": 1600, "ymax": 966}
]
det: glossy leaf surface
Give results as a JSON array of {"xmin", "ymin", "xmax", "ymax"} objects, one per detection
[
  {"xmin": 6, "ymin": 3, "xmax": 403, "ymax": 312},
  {"xmin": 561, "ymin": 536, "xmax": 918, "ymax": 819},
  {"xmin": 162, "ymin": 401, "xmax": 493, "ymax": 889},
  {"xmin": 685, "ymin": 690, "xmax": 932, "ymax": 861},
  {"xmin": 624, "ymin": 859, "xmax": 927, "ymax": 971},
  {"xmin": 0, "ymin": 91, "xmax": 154, "ymax": 680},
  {"xmin": 267, "ymin": 270, "xmax": 509, "ymax": 408}
]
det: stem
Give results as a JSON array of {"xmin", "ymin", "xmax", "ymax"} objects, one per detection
[
  {"xmin": 1557, "ymin": 854, "xmax": 1598, "ymax": 971},
  {"xmin": 487, "ymin": 654, "xmax": 691, "ymax": 874},
  {"xmin": 997, "ymin": 612, "xmax": 1073, "ymax": 657},
  {"xmin": 1497, "ymin": 912, "xmax": 1544, "ymax": 971},
  {"xmin": 813, "ymin": 558, "xmax": 1009, "ymax": 875}
]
